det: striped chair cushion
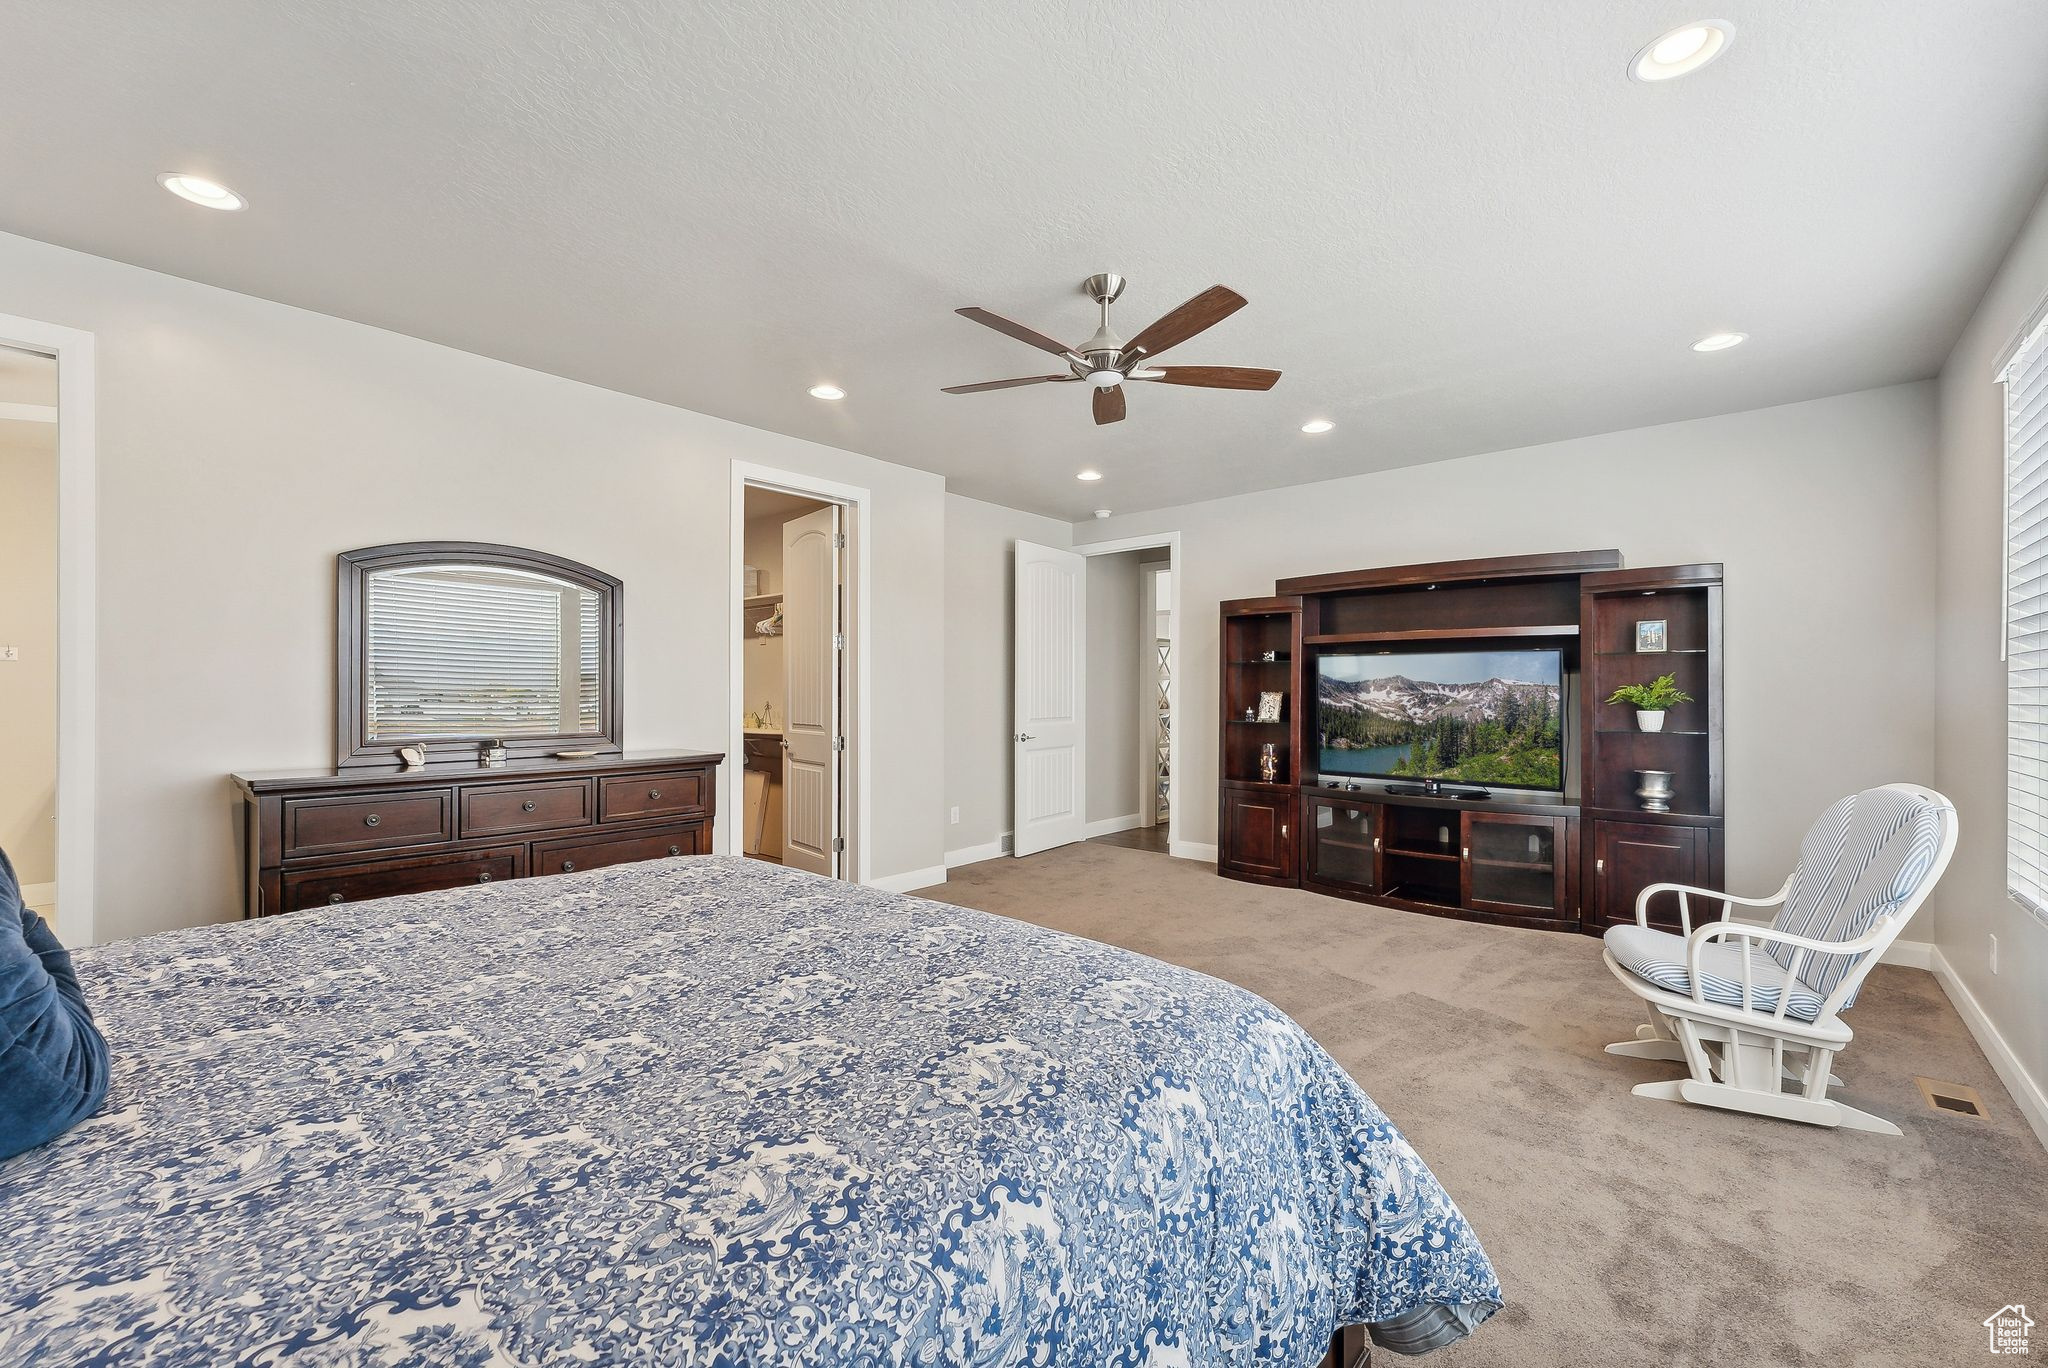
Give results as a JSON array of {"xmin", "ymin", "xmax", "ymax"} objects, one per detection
[
  {"xmin": 1604, "ymin": 923, "xmax": 1827, "ymax": 1022},
  {"xmin": 1769, "ymin": 788, "xmax": 1951, "ymax": 1009}
]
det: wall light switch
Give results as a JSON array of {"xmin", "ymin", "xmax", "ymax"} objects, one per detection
[
  {"xmin": 1989, "ymin": 933, "xmax": 1999, "ymax": 975},
  {"xmin": 949, "ymin": 806, "xmax": 960, "ymax": 825},
  {"xmin": 0, "ymin": 645, "xmax": 18, "ymax": 661}
]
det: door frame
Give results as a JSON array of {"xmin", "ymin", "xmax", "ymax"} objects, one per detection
[
  {"xmin": 728, "ymin": 462, "xmax": 868, "ymax": 883},
  {"xmin": 0, "ymin": 313, "xmax": 97, "ymax": 945},
  {"xmin": 1071, "ymin": 533, "xmax": 1181, "ymax": 856}
]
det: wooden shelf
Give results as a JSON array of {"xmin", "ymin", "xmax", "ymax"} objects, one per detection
[
  {"xmin": 1594, "ymin": 726, "xmax": 1708, "ymax": 737},
  {"xmin": 1228, "ymin": 718, "xmax": 1285, "ymax": 726},
  {"xmin": 1593, "ymin": 648, "xmax": 1704, "ymax": 657},
  {"xmin": 1305, "ymin": 624, "xmax": 1578, "ymax": 645},
  {"xmin": 1384, "ymin": 846, "xmax": 1460, "ymax": 863},
  {"xmin": 1228, "ymin": 657, "xmax": 1290, "ymax": 664},
  {"xmin": 743, "ymin": 593, "xmax": 782, "ymax": 608},
  {"xmin": 1472, "ymin": 857, "xmax": 1555, "ymax": 872}
]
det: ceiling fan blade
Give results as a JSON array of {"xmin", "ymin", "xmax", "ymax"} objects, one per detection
[
  {"xmin": 1133, "ymin": 365, "xmax": 1281, "ymax": 391},
  {"xmin": 1093, "ymin": 384, "xmax": 1126, "ymax": 425},
  {"xmin": 1122, "ymin": 285, "xmax": 1247, "ymax": 361},
  {"xmin": 956, "ymin": 307, "xmax": 1076, "ymax": 358},
  {"xmin": 941, "ymin": 375, "xmax": 1076, "ymax": 394}
]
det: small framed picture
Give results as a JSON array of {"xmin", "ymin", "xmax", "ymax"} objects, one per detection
[
  {"xmin": 1257, "ymin": 691, "xmax": 1284, "ymax": 722},
  {"xmin": 1635, "ymin": 619, "xmax": 1668, "ymax": 653}
]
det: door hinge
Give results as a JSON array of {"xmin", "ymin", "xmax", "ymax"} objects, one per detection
[
  {"xmin": 832, "ymin": 836, "xmax": 846, "ymax": 852},
  {"xmin": 833, "ymin": 735, "xmax": 846, "ymax": 753},
  {"xmin": 834, "ymin": 631, "xmax": 845, "ymax": 651},
  {"xmin": 834, "ymin": 531, "xmax": 846, "ymax": 549}
]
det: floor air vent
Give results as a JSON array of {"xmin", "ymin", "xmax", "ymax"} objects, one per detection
[{"xmin": 1913, "ymin": 1077, "xmax": 1988, "ymax": 1118}]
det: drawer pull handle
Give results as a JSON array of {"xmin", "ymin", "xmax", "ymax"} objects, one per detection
[
  {"xmin": 521, "ymin": 800, "xmax": 537, "ymax": 812},
  {"xmin": 364, "ymin": 813, "xmax": 381, "ymax": 827},
  {"xmin": 478, "ymin": 871, "xmax": 493, "ymax": 883},
  {"xmin": 648, "ymin": 789, "xmax": 661, "ymax": 801},
  {"xmin": 327, "ymin": 893, "xmax": 345, "ymax": 905},
  {"xmin": 561, "ymin": 860, "xmax": 576, "ymax": 872},
  {"xmin": 668, "ymin": 844, "xmax": 682, "ymax": 856}
]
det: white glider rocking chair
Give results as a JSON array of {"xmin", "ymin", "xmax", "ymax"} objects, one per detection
[{"xmin": 1602, "ymin": 783, "xmax": 1957, "ymax": 1136}]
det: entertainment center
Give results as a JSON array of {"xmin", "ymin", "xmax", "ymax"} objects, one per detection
[{"xmin": 1217, "ymin": 550, "xmax": 1724, "ymax": 935}]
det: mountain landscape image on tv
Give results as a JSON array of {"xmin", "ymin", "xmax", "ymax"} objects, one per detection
[{"xmin": 1317, "ymin": 649, "xmax": 1563, "ymax": 789}]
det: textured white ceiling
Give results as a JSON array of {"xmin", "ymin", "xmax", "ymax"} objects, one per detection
[{"xmin": 4, "ymin": 2, "xmax": 2047, "ymax": 518}]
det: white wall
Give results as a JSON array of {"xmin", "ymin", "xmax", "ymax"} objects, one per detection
[
  {"xmin": 0, "ymin": 231, "xmax": 949, "ymax": 942},
  {"xmin": 0, "ymin": 419, "xmax": 58, "ymax": 887},
  {"xmin": 1085, "ymin": 550, "xmax": 1143, "ymax": 825},
  {"xmin": 1934, "ymin": 180, "xmax": 2048, "ymax": 1128},
  {"xmin": 942, "ymin": 494, "xmax": 1071, "ymax": 861},
  {"xmin": 1076, "ymin": 383, "xmax": 1941, "ymax": 888}
]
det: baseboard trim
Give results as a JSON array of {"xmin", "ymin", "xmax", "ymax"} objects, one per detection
[
  {"xmin": 1170, "ymin": 840, "xmax": 1218, "ymax": 863},
  {"xmin": 869, "ymin": 865, "xmax": 948, "ymax": 895},
  {"xmin": 1929, "ymin": 945, "xmax": 2048, "ymax": 1151},
  {"xmin": 20, "ymin": 882, "xmax": 56, "ymax": 909},
  {"xmin": 1880, "ymin": 937, "xmax": 1934, "ymax": 969},
  {"xmin": 945, "ymin": 838, "xmax": 1009, "ymax": 869},
  {"xmin": 1085, "ymin": 813, "xmax": 1144, "ymax": 838}
]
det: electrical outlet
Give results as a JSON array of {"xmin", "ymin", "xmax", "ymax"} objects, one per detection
[
  {"xmin": 949, "ymin": 806, "xmax": 960, "ymax": 825},
  {"xmin": 1990, "ymin": 933, "xmax": 1999, "ymax": 975},
  {"xmin": 0, "ymin": 645, "xmax": 18, "ymax": 661}
]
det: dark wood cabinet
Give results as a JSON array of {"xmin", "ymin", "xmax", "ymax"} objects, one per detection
[
  {"xmin": 1590, "ymin": 819, "xmax": 1723, "ymax": 931},
  {"xmin": 1217, "ymin": 551, "xmax": 1725, "ymax": 937},
  {"xmin": 233, "ymin": 751, "xmax": 722, "ymax": 919},
  {"xmin": 1220, "ymin": 785, "xmax": 1298, "ymax": 884}
]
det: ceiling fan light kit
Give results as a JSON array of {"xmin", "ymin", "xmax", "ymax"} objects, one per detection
[{"xmin": 943, "ymin": 273, "xmax": 1280, "ymax": 424}]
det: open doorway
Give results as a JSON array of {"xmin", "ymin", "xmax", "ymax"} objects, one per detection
[
  {"xmin": 731, "ymin": 468, "xmax": 866, "ymax": 881},
  {"xmin": 0, "ymin": 346, "xmax": 58, "ymax": 919},
  {"xmin": 1009, "ymin": 533, "xmax": 1179, "ymax": 861}
]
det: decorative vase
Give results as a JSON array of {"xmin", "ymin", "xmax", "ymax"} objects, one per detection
[
  {"xmin": 1636, "ymin": 770, "xmax": 1674, "ymax": 813},
  {"xmin": 1258, "ymin": 742, "xmax": 1279, "ymax": 783},
  {"xmin": 1636, "ymin": 710, "xmax": 1666, "ymax": 733}
]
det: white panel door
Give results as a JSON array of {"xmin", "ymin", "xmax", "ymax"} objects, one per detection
[
  {"xmin": 1012, "ymin": 541, "xmax": 1086, "ymax": 857},
  {"xmin": 781, "ymin": 505, "xmax": 841, "ymax": 876}
]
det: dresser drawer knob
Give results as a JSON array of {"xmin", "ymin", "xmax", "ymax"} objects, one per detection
[
  {"xmin": 327, "ymin": 892, "xmax": 345, "ymax": 905},
  {"xmin": 561, "ymin": 860, "xmax": 576, "ymax": 872},
  {"xmin": 521, "ymin": 800, "xmax": 537, "ymax": 812},
  {"xmin": 364, "ymin": 813, "xmax": 380, "ymax": 827},
  {"xmin": 668, "ymin": 844, "xmax": 682, "ymax": 856},
  {"xmin": 477, "ymin": 871, "xmax": 493, "ymax": 883},
  {"xmin": 648, "ymin": 789, "xmax": 661, "ymax": 801}
]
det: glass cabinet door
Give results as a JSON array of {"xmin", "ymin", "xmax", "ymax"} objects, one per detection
[
  {"xmin": 1462, "ymin": 813, "xmax": 1563, "ymax": 914},
  {"xmin": 1308, "ymin": 798, "xmax": 1379, "ymax": 890}
]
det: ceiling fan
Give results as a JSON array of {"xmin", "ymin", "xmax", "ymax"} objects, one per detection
[{"xmin": 942, "ymin": 273, "xmax": 1279, "ymax": 425}]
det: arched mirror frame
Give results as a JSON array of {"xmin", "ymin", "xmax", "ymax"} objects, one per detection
[{"xmin": 337, "ymin": 541, "xmax": 623, "ymax": 768}]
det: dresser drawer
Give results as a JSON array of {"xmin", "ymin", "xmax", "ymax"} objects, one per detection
[
  {"xmin": 598, "ymin": 769, "xmax": 708, "ymax": 823},
  {"xmin": 460, "ymin": 779, "xmax": 594, "ymax": 838},
  {"xmin": 533, "ymin": 822, "xmax": 706, "ymax": 876},
  {"xmin": 283, "ymin": 789, "xmax": 452, "ymax": 859},
  {"xmin": 281, "ymin": 845, "xmax": 523, "ymax": 912}
]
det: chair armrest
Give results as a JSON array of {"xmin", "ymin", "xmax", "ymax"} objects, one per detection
[
  {"xmin": 1685, "ymin": 916, "xmax": 1886, "ymax": 1020},
  {"xmin": 1635, "ymin": 877, "xmax": 1790, "ymax": 935}
]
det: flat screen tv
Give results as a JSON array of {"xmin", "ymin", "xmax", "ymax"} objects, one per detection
[{"xmin": 1316, "ymin": 648, "xmax": 1564, "ymax": 791}]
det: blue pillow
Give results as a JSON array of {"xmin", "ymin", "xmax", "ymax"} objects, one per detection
[{"xmin": 0, "ymin": 848, "xmax": 109, "ymax": 1160}]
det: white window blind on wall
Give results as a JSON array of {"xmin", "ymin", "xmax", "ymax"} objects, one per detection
[{"xmin": 2003, "ymin": 311, "xmax": 2048, "ymax": 923}]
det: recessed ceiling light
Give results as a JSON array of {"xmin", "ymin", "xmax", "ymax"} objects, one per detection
[
  {"xmin": 1093, "ymin": 509, "xmax": 1112, "ymax": 519},
  {"xmin": 1691, "ymin": 331, "xmax": 1748, "ymax": 352},
  {"xmin": 1077, "ymin": 469, "xmax": 1103, "ymax": 482},
  {"xmin": 157, "ymin": 173, "xmax": 246, "ymax": 211},
  {"xmin": 1629, "ymin": 21, "xmax": 1733, "ymax": 82},
  {"xmin": 1301, "ymin": 419, "xmax": 1335, "ymax": 434},
  {"xmin": 807, "ymin": 384, "xmax": 846, "ymax": 401}
]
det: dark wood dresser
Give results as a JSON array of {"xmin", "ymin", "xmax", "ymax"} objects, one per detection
[{"xmin": 231, "ymin": 750, "xmax": 723, "ymax": 919}]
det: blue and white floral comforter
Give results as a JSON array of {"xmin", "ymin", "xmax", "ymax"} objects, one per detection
[{"xmin": 0, "ymin": 856, "xmax": 1500, "ymax": 1365}]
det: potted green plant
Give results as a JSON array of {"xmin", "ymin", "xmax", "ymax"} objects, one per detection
[{"xmin": 1606, "ymin": 673, "xmax": 1694, "ymax": 733}]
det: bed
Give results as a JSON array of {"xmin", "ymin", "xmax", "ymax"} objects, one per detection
[{"xmin": 0, "ymin": 856, "xmax": 1500, "ymax": 1365}]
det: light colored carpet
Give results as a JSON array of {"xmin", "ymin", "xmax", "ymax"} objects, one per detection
[{"xmin": 918, "ymin": 844, "xmax": 2048, "ymax": 1366}]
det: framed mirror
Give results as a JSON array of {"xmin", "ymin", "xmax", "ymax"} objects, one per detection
[{"xmin": 337, "ymin": 542, "xmax": 622, "ymax": 768}]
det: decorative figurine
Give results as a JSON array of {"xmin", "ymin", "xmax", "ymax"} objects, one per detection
[{"xmin": 1259, "ymin": 742, "xmax": 1279, "ymax": 783}]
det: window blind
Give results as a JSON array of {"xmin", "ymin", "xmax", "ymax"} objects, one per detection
[
  {"xmin": 366, "ymin": 570, "xmax": 598, "ymax": 738},
  {"xmin": 2004, "ymin": 313, "xmax": 2048, "ymax": 923}
]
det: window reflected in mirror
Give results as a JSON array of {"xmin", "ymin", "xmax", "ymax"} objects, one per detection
[{"xmin": 363, "ymin": 564, "xmax": 603, "ymax": 740}]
